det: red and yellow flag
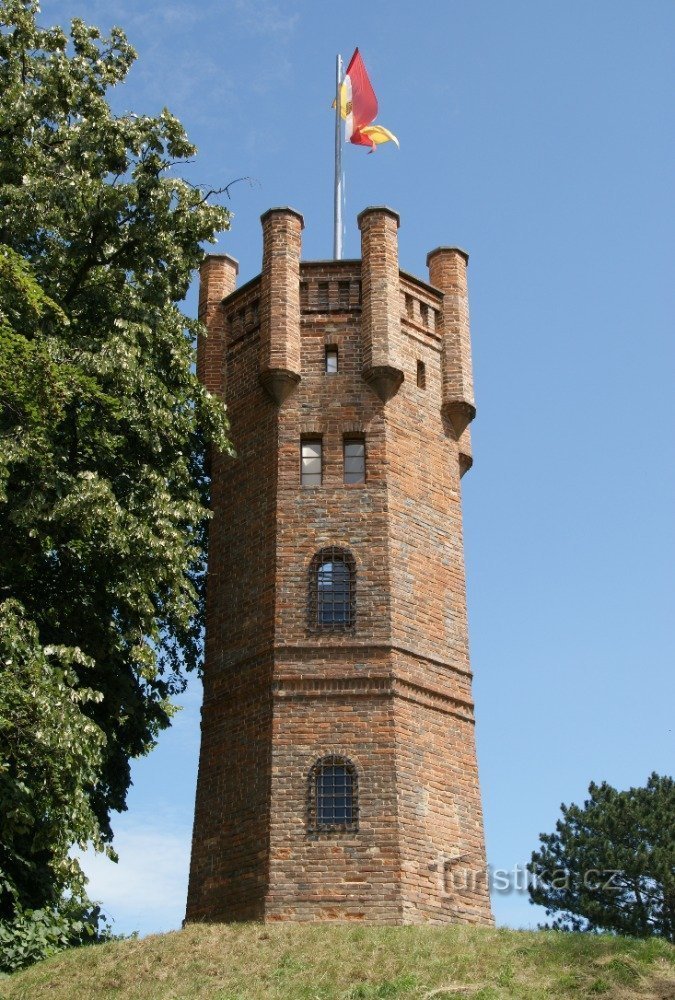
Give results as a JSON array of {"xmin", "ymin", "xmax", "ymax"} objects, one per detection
[{"xmin": 340, "ymin": 48, "xmax": 399, "ymax": 152}]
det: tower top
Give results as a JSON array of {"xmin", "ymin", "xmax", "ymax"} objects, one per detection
[
  {"xmin": 260, "ymin": 206, "xmax": 305, "ymax": 228},
  {"xmin": 427, "ymin": 246, "xmax": 470, "ymax": 266},
  {"xmin": 356, "ymin": 205, "xmax": 401, "ymax": 229}
]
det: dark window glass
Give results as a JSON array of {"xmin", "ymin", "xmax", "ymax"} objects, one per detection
[
  {"xmin": 308, "ymin": 547, "xmax": 356, "ymax": 630},
  {"xmin": 317, "ymin": 764, "xmax": 354, "ymax": 824},
  {"xmin": 308, "ymin": 755, "xmax": 358, "ymax": 833},
  {"xmin": 318, "ymin": 560, "xmax": 351, "ymax": 624}
]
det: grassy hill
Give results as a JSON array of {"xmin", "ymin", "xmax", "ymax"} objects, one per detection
[{"xmin": 1, "ymin": 923, "xmax": 674, "ymax": 1000}]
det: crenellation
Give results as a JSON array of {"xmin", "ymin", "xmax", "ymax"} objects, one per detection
[{"xmin": 197, "ymin": 253, "xmax": 238, "ymax": 399}]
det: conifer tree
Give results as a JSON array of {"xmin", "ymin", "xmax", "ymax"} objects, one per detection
[{"xmin": 528, "ymin": 773, "xmax": 675, "ymax": 941}]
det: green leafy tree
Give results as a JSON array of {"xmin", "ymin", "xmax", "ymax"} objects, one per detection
[
  {"xmin": 528, "ymin": 773, "xmax": 675, "ymax": 941},
  {"xmin": 0, "ymin": 599, "xmax": 109, "ymax": 972},
  {"xmin": 0, "ymin": 0, "xmax": 231, "ymax": 961}
]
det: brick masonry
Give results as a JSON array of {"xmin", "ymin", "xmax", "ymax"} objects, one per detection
[{"xmin": 185, "ymin": 207, "xmax": 493, "ymax": 925}]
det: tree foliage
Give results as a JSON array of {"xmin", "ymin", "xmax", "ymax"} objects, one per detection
[
  {"xmin": 528, "ymin": 773, "xmax": 675, "ymax": 941},
  {"xmin": 0, "ymin": 599, "xmax": 110, "ymax": 972},
  {"xmin": 0, "ymin": 0, "xmax": 231, "ymax": 963}
]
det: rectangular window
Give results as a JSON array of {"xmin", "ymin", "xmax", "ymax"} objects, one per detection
[
  {"xmin": 344, "ymin": 438, "xmax": 365, "ymax": 485},
  {"xmin": 301, "ymin": 440, "xmax": 322, "ymax": 486},
  {"xmin": 417, "ymin": 360, "xmax": 426, "ymax": 389},
  {"xmin": 325, "ymin": 346, "xmax": 338, "ymax": 374}
]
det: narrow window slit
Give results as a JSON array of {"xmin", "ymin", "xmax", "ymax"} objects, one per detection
[{"xmin": 325, "ymin": 346, "xmax": 339, "ymax": 374}]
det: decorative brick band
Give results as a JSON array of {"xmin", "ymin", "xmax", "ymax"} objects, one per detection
[
  {"xmin": 273, "ymin": 642, "xmax": 473, "ymax": 678},
  {"xmin": 273, "ymin": 675, "xmax": 391, "ymax": 698},
  {"xmin": 272, "ymin": 674, "xmax": 474, "ymax": 722}
]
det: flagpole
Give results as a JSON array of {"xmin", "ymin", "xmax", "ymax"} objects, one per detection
[{"xmin": 333, "ymin": 53, "xmax": 343, "ymax": 260}]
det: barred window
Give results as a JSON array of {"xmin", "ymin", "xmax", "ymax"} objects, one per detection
[
  {"xmin": 308, "ymin": 755, "xmax": 358, "ymax": 834},
  {"xmin": 308, "ymin": 547, "xmax": 356, "ymax": 629}
]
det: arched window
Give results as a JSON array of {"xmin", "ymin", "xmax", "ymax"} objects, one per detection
[
  {"xmin": 308, "ymin": 547, "xmax": 356, "ymax": 630},
  {"xmin": 307, "ymin": 755, "xmax": 359, "ymax": 834}
]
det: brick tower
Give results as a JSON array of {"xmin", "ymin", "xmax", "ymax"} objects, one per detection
[{"xmin": 186, "ymin": 207, "xmax": 493, "ymax": 925}]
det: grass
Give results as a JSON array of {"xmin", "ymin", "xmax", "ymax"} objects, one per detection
[{"xmin": 1, "ymin": 924, "xmax": 674, "ymax": 1000}]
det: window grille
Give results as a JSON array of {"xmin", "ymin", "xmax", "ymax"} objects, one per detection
[
  {"xmin": 308, "ymin": 547, "xmax": 356, "ymax": 630},
  {"xmin": 325, "ymin": 346, "xmax": 339, "ymax": 374},
  {"xmin": 307, "ymin": 755, "xmax": 358, "ymax": 834},
  {"xmin": 301, "ymin": 440, "xmax": 322, "ymax": 486},
  {"xmin": 343, "ymin": 438, "xmax": 365, "ymax": 484}
]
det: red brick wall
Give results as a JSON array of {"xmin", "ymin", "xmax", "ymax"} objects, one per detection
[
  {"xmin": 187, "ymin": 274, "xmax": 277, "ymax": 921},
  {"xmin": 186, "ymin": 208, "xmax": 492, "ymax": 926}
]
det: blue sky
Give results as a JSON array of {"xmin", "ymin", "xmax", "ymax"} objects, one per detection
[{"xmin": 48, "ymin": 0, "xmax": 675, "ymax": 935}]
